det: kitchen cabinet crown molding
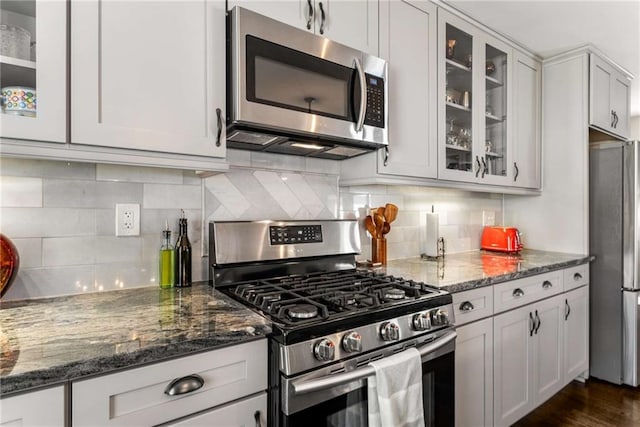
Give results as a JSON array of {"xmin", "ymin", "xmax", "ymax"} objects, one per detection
[{"xmin": 543, "ymin": 44, "xmax": 634, "ymax": 81}]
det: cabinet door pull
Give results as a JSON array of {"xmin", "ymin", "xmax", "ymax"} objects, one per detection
[
  {"xmin": 534, "ymin": 310, "xmax": 541, "ymax": 334},
  {"xmin": 383, "ymin": 146, "xmax": 389, "ymax": 166},
  {"xmin": 481, "ymin": 157, "xmax": 488, "ymax": 178},
  {"xmin": 164, "ymin": 374, "xmax": 204, "ymax": 396},
  {"xmin": 459, "ymin": 301, "xmax": 474, "ymax": 312},
  {"xmin": 306, "ymin": 0, "xmax": 313, "ymax": 30},
  {"xmin": 513, "ymin": 288, "xmax": 525, "ymax": 298},
  {"xmin": 318, "ymin": 2, "xmax": 326, "ymax": 35},
  {"xmin": 614, "ymin": 111, "xmax": 619, "ymax": 128},
  {"xmin": 565, "ymin": 298, "xmax": 571, "ymax": 321},
  {"xmin": 254, "ymin": 410, "xmax": 263, "ymax": 427},
  {"xmin": 215, "ymin": 108, "xmax": 222, "ymax": 147},
  {"xmin": 529, "ymin": 312, "xmax": 535, "ymax": 336},
  {"xmin": 542, "ymin": 280, "xmax": 553, "ymax": 289},
  {"xmin": 574, "ymin": 272, "xmax": 582, "ymax": 281},
  {"xmin": 611, "ymin": 110, "xmax": 616, "ymax": 127},
  {"xmin": 514, "ymin": 162, "xmax": 519, "ymax": 182},
  {"xmin": 475, "ymin": 156, "xmax": 481, "ymax": 177}
]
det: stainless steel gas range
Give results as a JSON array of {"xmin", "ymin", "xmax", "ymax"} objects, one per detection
[{"xmin": 209, "ymin": 219, "xmax": 455, "ymax": 427}]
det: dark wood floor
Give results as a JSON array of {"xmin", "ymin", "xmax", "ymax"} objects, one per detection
[{"xmin": 514, "ymin": 378, "xmax": 640, "ymax": 427}]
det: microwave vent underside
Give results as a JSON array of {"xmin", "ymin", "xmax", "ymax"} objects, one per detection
[{"xmin": 226, "ymin": 130, "xmax": 370, "ymax": 160}]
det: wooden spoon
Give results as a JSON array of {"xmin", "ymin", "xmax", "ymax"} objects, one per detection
[
  {"xmin": 384, "ymin": 203, "xmax": 399, "ymax": 224},
  {"xmin": 373, "ymin": 212, "xmax": 385, "ymax": 238},
  {"xmin": 364, "ymin": 215, "xmax": 377, "ymax": 238},
  {"xmin": 381, "ymin": 222, "xmax": 391, "ymax": 236}
]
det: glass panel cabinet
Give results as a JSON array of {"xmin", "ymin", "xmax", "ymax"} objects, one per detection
[
  {"xmin": 438, "ymin": 10, "xmax": 512, "ymax": 186},
  {"xmin": 0, "ymin": 0, "xmax": 66, "ymax": 142}
]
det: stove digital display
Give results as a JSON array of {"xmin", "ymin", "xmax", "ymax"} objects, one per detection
[{"xmin": 269, "ymin": 225, "xmax": 323, "ymax": 245}]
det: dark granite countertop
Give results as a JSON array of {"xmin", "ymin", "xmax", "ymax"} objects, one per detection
[
  {"xmin": 379, "ymin": 249, "xmax": 593, "ymax": 293},
  {"xmin": 0, "ymin": 283, "xmax": 271, "ymax": 396}
]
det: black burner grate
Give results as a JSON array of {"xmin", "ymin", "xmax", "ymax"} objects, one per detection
[{"xmin": 230, "ymin": 270, "xmax": 439, "ymax": 326}]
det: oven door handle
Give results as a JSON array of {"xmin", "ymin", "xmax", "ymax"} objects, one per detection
[{"xmin": 291, "ymin": 330, "xmax": 457, "ymax": 396}]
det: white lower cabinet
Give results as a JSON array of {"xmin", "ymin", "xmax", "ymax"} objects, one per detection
[
  {"xmin": 563, "ymin": 286, "xmax": 589, "ymax": 383},
  {"xmin": 493, "ymin": 293, "xmax": 565, "ymax": 426},
  {"xmin": 72, "ymin": 339, "xmax": 267, "ymax": 426},
  {"xmin": 455, "ymin": 317, "xmax": 493, "ymax": 427},
  {"xmin": 0, "ymin": 386, "xmax": 65, "ymax": 427}
]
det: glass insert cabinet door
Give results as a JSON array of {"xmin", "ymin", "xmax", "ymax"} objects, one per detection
[
  {"xmin": 0, "ymin": 0, "xmax": 67, "ymax": 142},
  {"xmin": 483, "ymin": 41, "xmax": 510, "ymax": 182},
  {"xmin": 443, "ymin": 22, "xmax": 475, "ymax": 179},
  {"xmin": 438, "ymin": 10, "xmax": 512, "ymax": 185}
]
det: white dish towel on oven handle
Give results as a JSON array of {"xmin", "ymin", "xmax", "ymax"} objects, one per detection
[{"xmin": 367, "ymin": 347, "xmax": 425, "ymax": 427}]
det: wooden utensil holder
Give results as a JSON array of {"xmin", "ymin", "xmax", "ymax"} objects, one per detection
[{"xmin": 372, "ymin": 237, "xmax": 387, "ymax": 265}]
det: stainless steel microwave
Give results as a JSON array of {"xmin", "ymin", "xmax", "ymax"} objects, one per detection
[{"xmin": 227, "ymin": 7, "xmax": 388, "ymax": 160}]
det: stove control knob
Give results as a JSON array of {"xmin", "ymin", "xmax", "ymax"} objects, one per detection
[
  {"xmin": 380, "ymin": 322, "xmax": 400, "ymax": 341},
  {"xmin": 313, "ymin": 338, "xmax": 335, "ymax": 361},
  {"xmin": 342, "ymin": 331, "xmax": 363, "ymax": 353},
  {"xmin": 430, "ymin": 309, "xmax": 449, "ymax": 327},
  {"xmin": 412, "ymin": 312, "xmax": 432, "ymax": 331}
]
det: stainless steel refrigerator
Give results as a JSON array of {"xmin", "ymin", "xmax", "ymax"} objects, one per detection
[{"xmin": 590, "ymin": 139, "xmax": 640, "ymax": 386}]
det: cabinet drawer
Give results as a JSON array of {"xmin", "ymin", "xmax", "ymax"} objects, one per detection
[
  {"xmin": 452, "ymin": 286, "xmax": 494, "ymax": 326},
  {"xmin": 563, "ymin": 264, "xmax": 589, "ymax": 291},
  {"xmin": 166, "ymin": 392, "xmax": 267, "ymax": 426},
  {"xmin": 493, "ymin": 271, "xmax": 563, "ymax": 314},
  {"xmin": 72, "ymin": 339, "xmax": 267, "ymax": 426}
]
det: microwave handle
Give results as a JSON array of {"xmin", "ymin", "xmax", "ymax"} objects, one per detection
[{"xmin": 354, "ymin": 58, "xmax": 367, "ymax": 132}]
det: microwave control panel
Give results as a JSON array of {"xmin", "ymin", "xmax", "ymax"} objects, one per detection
[
  {"xmin": 364, "ymin": 75, "xmax": 385, "ymax": 128},
  {"xmin": 269, "ymin": 225, "xmax": 323, "ymax": 245}
]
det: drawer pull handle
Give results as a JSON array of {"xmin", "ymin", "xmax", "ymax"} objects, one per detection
[
  {"xmin": 534, "ymin": 310, "xmax": 541, "ymax": 334},
  {"xmin": 459, "ymin": 301, "xmax": 475, "ymax": 312},
  {"xmin": 513, "ymin": 288, "xmax": 525, "ymax": 297},
  {"xmin": 542, "ymin": 280, "xmax": 553, "ymax": 289},
  {"xmin": 164, "ymin": 374, "xmax": 204, "ymax": 396},
  {"xmin": 574, "ymin": 272, "xmax": 582, "ymax": 281},
  {"xmin": 254, "ymin": 410, "xmax": 263, "ymax": 427}
]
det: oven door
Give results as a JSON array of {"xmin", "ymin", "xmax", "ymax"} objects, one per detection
[{"xmin": 280, "ymin": 330, "xmax": 456, "ymax": 427}]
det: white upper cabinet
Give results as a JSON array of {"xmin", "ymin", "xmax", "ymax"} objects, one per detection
[
  {"xmin": 512, "ymin": 52, "xmax": 541, "ymax": 189},
  {"xmin": 377, "ymin": 0, "xmax": 437, "ymax": 178},
  {"xmin": 0, "ymin": 0, "xmax": 67, "ymax": 143},
  {"xmin": 71, "ymin": 0, "xmax": 226, "ymax": 158},
  {"xmin": 437, "ymin": 10, "xmax": 513, "ymax": 187},
  {"xmin": 228, "ymin": 0, "xmax": 378, "ymax": 55},
  {"xmin": 589, "ymin": 53, "xmax": 631, "ymax": 140}
]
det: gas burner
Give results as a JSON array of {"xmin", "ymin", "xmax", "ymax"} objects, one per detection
[
  {"xmin": 288, "ymin": 304, "xmax": 319, "ymax": 320},
  {"xmin": 383, "ymin": 288, "xmax": 406, "ymax": 301},
  {"xmin": 257, "ymin": 294, "xmax": 282, "ymax": 308}
]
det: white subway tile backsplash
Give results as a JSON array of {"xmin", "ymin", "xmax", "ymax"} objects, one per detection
[
  {"xmin": 251, "ymin": 152, "xmax": 306, "ymax": 171},
  {"xmin": 4, "ymin": 265, "xmax": 95, "ymax": 300},
  {"xmin": 1, "ymin": 208, "xmax": 96, "ymax": 238},
  {"xmin": 0, "ymin": 158, "xmax": 96, "ymax": 180},
  {"xmin": 95, "ymin": 236, "xmax": 143, "ymax": 264},
  {"xmin": 226, "ymin": 149, "xmax": 252, "ymax": 167},
  {"xmin": 11, "ymin": 238, "xmax": 42, "ymax": 268},
  {"xmin": 143, "ymin": 183, "xmax": 201, "ymax": 209},
  {"xmin": 282, "ymin": 173, "xmax": 325, "ymax": 218},
  {"xmin": 0, "ymin": 176, "xmax": 42, "ymax": 207},
  {"xmin": 43, "ymin": 237, "xmax": 96, "ymax": 266},
  {"xmin": 94, "ymin": 262, "xmax": 155, "ymax": 291},
  {"xmin": 44, "ymin": 180, "xmax": 143, "ymax": 208},
  {"xmin": 97, "ymin": 164, "xmax": 183, "ymax": 184},
  {"xmin": 305, "ymin": 158, "xmax": 340, "ymax": 175},
  {"xmin": 204, "ymin": 174, "xmax": 251, "ymax": 217}
]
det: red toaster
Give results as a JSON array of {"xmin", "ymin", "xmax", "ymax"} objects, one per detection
[{"xmin": 481, "ymin": 226, "xmax": 523, "ymax": 253}]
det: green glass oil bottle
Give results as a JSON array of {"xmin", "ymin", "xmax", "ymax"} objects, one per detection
[{"xmin": 159, "ymin": 224, "xmax": 175, "ymax": 288}]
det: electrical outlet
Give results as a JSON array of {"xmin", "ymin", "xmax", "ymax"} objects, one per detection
[
  {"xmin": 482, "ymin": 210, "xmax": 496, "ymax": 226},
  {"xmin": 115, "ymin": 204, "xmax": 140, "ymax": 236}
]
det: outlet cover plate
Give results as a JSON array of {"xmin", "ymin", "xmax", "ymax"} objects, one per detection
[{"xmin": 116, "ymin": 203, "xmax": 140, "ymax": 236}]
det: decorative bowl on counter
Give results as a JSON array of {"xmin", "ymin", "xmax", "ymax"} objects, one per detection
[
  {"xmin": 1, "ymin": 86, "xmax": 36, "ymax": 117},
  {"xmin": 0, "ymin": 233, "xmax": 20, "ymax": 298},
  {"xmin": 0, "ymin": 24, "xmax": 31, "ymax": 60}
]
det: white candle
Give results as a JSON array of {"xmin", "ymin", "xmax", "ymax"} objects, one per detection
[{"xmin": 425, "ymin": 212, "xmax": 439, "ymax": 258}]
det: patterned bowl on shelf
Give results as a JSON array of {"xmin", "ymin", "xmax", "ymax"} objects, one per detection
[{"xmin": 1, "ymin": 86, "xmax": 36, "ymax": 117}]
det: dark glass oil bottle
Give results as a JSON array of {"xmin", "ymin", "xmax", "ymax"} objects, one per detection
[{"xmin": 175, "ymin": 212, "xmax": 192, "ymax": 287}]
